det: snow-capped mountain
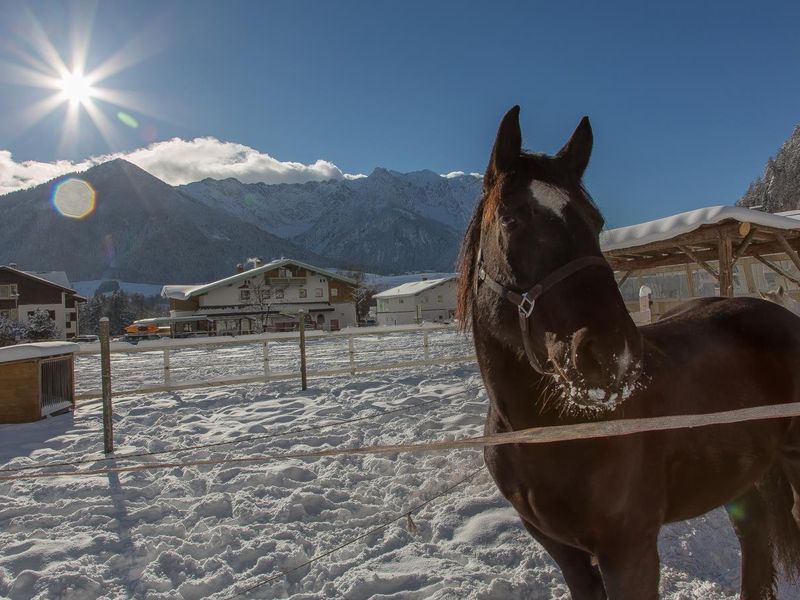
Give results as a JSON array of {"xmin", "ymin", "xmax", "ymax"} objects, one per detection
[
  {"xmin": 737, "ymin": 125, "xmax": 800, "ymax": 213},
  {"xmin": 0, "ymin": 159, "xmax": 329, "ymax": 284},
  {"xmin": 178, "ymin": 168, "xmax": 482, "ymax": 273},
  {"xmin": 0, "ymin": 160, "xmax": 482, "ymax": 283}
]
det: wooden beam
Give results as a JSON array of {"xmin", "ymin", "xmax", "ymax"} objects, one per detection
[
  {"xmin": 774, "ymin": 232, "xmax": 800, "ymax": 274},
  {"xmin": 605, "ymin": 237, "xmax": 800, "ymax": 272},
  {"xmin": 678, "ymin": 245, "xmax": 719, "ymax": 281},
  {"xmin": 604, "ymin": 222, "xmax": 746, "ymax": 258},
  {"xmin": 616, "ymin": 271, "xmax": 634, "ymax": 287},
  {"xmin": 718, "ymin": 234, "xmax": 734, "ymax": 297},
  {"xmin": 752, "ymin": 253, "xmax": 800, "ymax": 288},
  {"xmin": 685, "ymin": 264, "xmax": 696, "ymax": 297},
  {"xmin": 731, "ymin": 227, "xmax": 758, "ymax": 264}
]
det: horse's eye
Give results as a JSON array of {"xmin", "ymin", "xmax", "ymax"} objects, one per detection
[{"xmin": 499, "ymin": 214, "xmax": 518, "ymax": 230}]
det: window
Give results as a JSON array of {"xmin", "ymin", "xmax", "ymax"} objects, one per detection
[
  {"xmin": 0, "ymin": 309, "xmax": 16, "ymax": 320},
  {"xmin": 315, "ymin": 288, "xmax": 323, "ymax": 297},
  {"xmin": 279, "ymin": 267, "xmax": 291, "ymax": 278},
  {"xmin": 437, "ymin": 295, "xmax": 443, "ymax": 303},
  {"xmin": 48, "ymin": 310, "xmax": 56, "ymax": 320},
  {"xmin": 399, "ymin": 298, "xmax": 404, "ymax": 304},
  {"xmin": 275, "ymin": 289, "xmax": 284, "ymax": 299},
  {"xmin": 263, "ymin": 288, "xmax": 271, "ymax": 299},
  {"xmin": 331, "ymin": 288, "xmax": 338, "ymax": 297},
  {"xmin": 0, "ymin": 284, "xmax": 18, "ymax": 299},
  {"xmin": 299, "ymin": 288, "xmax": 307, "ymax": 298},
  {"xmin": 240, "ymin": 289, "xmax": 251, "ymax": 303}
]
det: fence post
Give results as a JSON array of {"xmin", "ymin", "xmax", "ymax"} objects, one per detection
[
  {"xmin": 298, "ymin": 310, "xmax": 307, "ymax": 390},
  {"xmin": 423, "ymin": 333, "xmax": 430, "ymax": 361},
  {"xmin": 163, "ymin": 348, "xmax": 170, "ymax": 384},
  {"xmin": 348, "ymin": 335, "xmax": 355, "ymax": 375},
  {"xmin": 99, "ymin": 317, "xmax": 113, "ymax": 454},
  {"xmin": 262, "ymin": 341, "xmax": 270, "ymax": 379}
]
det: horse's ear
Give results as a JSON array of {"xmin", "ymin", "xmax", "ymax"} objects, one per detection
[
  {"xmin": 486, "ymin": 105, "xmax": 522, "ymax": 184},
  {"xmin": 557, "ymin": 116, "xmax": 593, "ymax": 178}
]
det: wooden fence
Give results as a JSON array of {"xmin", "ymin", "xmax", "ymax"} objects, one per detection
[{"xmin": 73, "ymin": 324, "xmax": 476, "ymax": 400}]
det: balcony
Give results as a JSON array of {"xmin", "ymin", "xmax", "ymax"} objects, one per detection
[{"xmin": 268, "ymin": 277, "xmax": 306, "ymax": 285}]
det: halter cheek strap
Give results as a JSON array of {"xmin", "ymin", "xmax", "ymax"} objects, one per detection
[{"xmin": 475, "ymin": 250, "xmax": 612, "ymax": 375}]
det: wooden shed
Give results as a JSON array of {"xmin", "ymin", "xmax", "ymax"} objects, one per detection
[
  {"xmin": 600, "ymin": 206, "xmax": 800, "ymax": 320},
  {"xmin": 0, "ymin": 342, "xmax": 79, "ymax": 423}
]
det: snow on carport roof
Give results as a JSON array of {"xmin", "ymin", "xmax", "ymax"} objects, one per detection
[{"xmin": 600, "ymin": 205, "xmax": 800, "ymax": 253}]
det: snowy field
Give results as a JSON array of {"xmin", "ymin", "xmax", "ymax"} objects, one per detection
[{"xmin": 1, "ymin": 330, "xmax": 798, "ymax": 599}]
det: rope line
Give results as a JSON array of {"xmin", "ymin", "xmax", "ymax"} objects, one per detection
[
  {"xmin": 5, "ymin": 399, "xmax": 800, "ymax": 483},
  {"xmin": 222, "ymin": 468, "xmax": 485, "ymax": 599},
  {"xmin": 0, "ymin": 384, "xmax": 485, "ymax": 475}
]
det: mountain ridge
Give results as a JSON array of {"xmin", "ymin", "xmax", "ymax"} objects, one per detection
[{"xmin": 0, "ymin": 158, "xmax": 483, "ymax": 283}]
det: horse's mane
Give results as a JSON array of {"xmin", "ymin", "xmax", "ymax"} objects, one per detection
[{"xmin": 456, "ymin": 191, "xmax": 487, "ymax": 331}]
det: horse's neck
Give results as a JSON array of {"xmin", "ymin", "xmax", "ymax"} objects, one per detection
[{"xmin": 473, "ymin": 327, "xmax": 562, "ymax": 431}]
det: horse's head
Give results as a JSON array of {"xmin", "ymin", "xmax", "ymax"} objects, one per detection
[{"xmin": 458, "ymin": 106, "xmax": 643, "ymax": 412}]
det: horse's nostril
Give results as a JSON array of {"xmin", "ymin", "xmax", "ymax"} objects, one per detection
[{"xmin": 574, "ymin": 335, "xmax": 605, "ymax": 378}]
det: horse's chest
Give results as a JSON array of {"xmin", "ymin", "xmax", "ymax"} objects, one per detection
[{"xmin": 485, "ymin": 440, "xmax": 651, "ymax": 546}]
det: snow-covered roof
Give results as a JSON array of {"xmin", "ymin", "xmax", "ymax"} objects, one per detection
[
  {"xmin": 373, "ymin": 276, "xmax": 456, "ymax": 299},
  {"xmin": 161, "ymin": 259, "xmax": 357, "ymax": 301},
  {"xmin": 600, "ymin": 205, "xmax": 800, "ymax": 253},
  {"xmin": 23, "ymin": 270, "xmax": 72, "ymax": 289},
  {"xmin": 0, "ymin": 341, "xmax": 79, "ymax": 364},
  {"xmin": 0, "ymin": 265, "xmax": 78, "ymax": 294}
]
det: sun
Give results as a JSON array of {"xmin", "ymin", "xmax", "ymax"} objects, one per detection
[{"xmin": 58, "ymin": 71, "xmax": 94, "ymax": 105}]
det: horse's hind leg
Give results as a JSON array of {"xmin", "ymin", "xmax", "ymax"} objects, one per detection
[
  {"xmin": 725, "ymin": 487, "xmax": 776, "ymax": 600},
  {"xmin": 521, "ymin": 519, "xmax": 606, "ymax": 600}
]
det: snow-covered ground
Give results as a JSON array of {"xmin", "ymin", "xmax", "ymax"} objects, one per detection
[{"xmin": 0, "ymin": 329, "xmax": 797, "ymax": 599}]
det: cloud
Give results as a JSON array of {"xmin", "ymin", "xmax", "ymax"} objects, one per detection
[
  {"xmin": 0, "ymin": 137, "xmax": 480, "ymax": 196},
  {"xmin": 0, "ymin": 137, "xmax": 366, "ymax": 196},
  {"xmin": 442, "ymin": 170, "xmax": 483, "ymax": 179}
]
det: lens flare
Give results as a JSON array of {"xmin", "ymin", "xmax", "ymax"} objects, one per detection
[
  {"xmin": 117, "ymin": 111, "xmax": 139, "ymax": 128},
  {"xmin": 52, "ymin": 178, "xmax": 96, "ymax": 218}
]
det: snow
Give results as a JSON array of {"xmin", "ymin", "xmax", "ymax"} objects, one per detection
[
  {"xmin": 1, "ymin": 329, "xmax": 797, "ymax": 599},
  {"xmin": 374, "ymin": 277, "xmax": 457, "ymax": 299},
  {"xmin": 0, "ymin": 341, "xmax": 79, "ymax": 364},
  {"xmin": 22, "ymin": 271, "xmax": 72, "ymax": 290},
  {"xmin": 600, "ymin": 205, "xmax": 800, "ymax": 252}
]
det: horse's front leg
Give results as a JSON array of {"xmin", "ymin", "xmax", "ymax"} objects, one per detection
[
  {"xmin": 521, "ymin": 519, "xmax": 606, "ymax": 600},
  {"xmin": 595, "ymin": 532, "xmax": 660, "ymax": 600}
]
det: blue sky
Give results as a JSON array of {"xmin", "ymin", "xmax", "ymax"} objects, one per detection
[{"xmin": 1, "ymin": 0, "xmax": 799, "ymax": 226}]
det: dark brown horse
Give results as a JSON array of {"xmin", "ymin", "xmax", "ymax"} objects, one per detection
[{"xmin": 458, "ymin": 105, "xmax": 800, "ymax": 599}]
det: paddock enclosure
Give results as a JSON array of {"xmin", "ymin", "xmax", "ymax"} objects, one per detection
[{"xmin": 1, "ymin": 325, "xmax": 798, "ymax": 599}]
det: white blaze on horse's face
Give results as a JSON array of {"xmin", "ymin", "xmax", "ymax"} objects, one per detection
[{"xmin": 530, "ymin": 180, "xmax": 570, "ymax": 219}]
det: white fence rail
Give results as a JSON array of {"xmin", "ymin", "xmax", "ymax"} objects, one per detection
[{"xmin": 74, "ymin": 324, "xmax": 475, "ymax": 400}]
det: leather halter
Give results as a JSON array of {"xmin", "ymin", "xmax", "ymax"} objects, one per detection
[{"xmin": 475, "ymin": 249, "xmax": 612, "ymax": 375}]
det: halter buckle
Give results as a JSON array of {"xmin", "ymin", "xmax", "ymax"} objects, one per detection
[{"xmin": 518, "ymin": 293, "xmax": 535, "ymax": 318}]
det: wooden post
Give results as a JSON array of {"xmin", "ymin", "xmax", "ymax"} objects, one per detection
[
  {"xmin": 423, "ymin": 333, "xmax": 430, "ymax": 361},
  {"xmin": 718, "ymin": 234, "xmax": 734, "ymax": 297},
  {"xmin": 348, "ymin": 335, "xmax": 355, "ymax": 375},
  {"xmin": 99, "ymin": 317, "xmax": 113, "ymax": 454},
  {"xmin": 262, "ymin": 341, "xmax": 270, "ymax": 379},
  {"xmin": 163, "ymin": 348, "xmax": 170, "ymax": 384},
  {"xmin": 298, "ymin": 310, "xmax": 307, "ymax": 390},
  {"xmin": 685, "ymin": 265, "xmax": 696, "ymax": 298}
]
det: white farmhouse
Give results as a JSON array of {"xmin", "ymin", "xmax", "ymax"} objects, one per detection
[
  {"xmin": 155, "ymin": 258, "xmax": 357, "ymax": 335},
  {"xmin": 374, "ymin": 276, "xmax": 457, "ymax": 326},
  {"xmin": 0, "ymin": 265, "xmax": 85, "ymax": 340}
]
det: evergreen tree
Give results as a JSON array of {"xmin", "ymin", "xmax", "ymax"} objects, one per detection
[
  {"xmin": 106, "ymin": 290, "xmax": 136, "ymax": 334},
  {"xmin": 25, "ymin": 309, "xmax": 60, "ymax": 340},
  {"xmin": 78, "ymin": 295, "xmax": 104, "ymax": 335}
]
